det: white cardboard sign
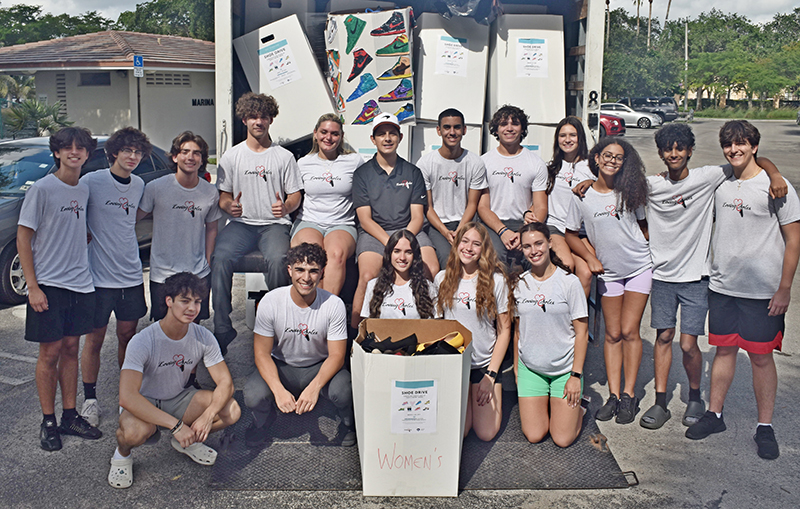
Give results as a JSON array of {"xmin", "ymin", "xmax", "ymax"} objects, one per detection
[{"xmin": 391, "ymin": 379, "xmax": 437, "ymax": 434}]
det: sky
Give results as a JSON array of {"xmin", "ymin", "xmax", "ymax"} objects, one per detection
[{"xmin": 15, "ymin": 0, "xmax": 800, "ymax": 25}]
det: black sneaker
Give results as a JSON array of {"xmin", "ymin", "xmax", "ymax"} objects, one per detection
[
  {"xmin": 40, "ymin": 419, "xmax": 62, "ymax": 451},
  {"xmin": 370, "ymin": 11, "xmax": 406, "ymax": 36},
  {"xmin": 754, "ymin": 425, "xmax": 779, "ymax": 459},
  {"xmin": 615, "ymin": 393, "xmax": 639, "ymax": 424},
  {"xmin": 347, "ymin": 48, "xmax": 373, "ymax": 82},
  {"xmin": 58, "ymin": 414, "xmax": 102, "ymax": 440},
  {"xmin": 341, "ymin": 428, "xmax": 357, "ymax": 447},
  {"xmin": 595, "ymin": 394, "xmax": 619, "ymax": 421},
  {"xmin": 685, "ymin": 411, "xmax": 726, "ymax": 440}
]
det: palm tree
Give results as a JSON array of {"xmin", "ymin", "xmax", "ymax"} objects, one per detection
[
  {"xmin": 633, "ymin": 0, "xmax": 642, "ymax": 38},
  {"xmin": 647, "ymin": 0, "xmax": 653, "ymax": 49},
  {"xmin": 665, "ymin": 0, "xmax": 672, "ymax": 22},
  {"xmin": 5, "ymin": 99, "xmax": 72, "ymax": 138},
  {"xmin": 0, "ymin": 75, "xmax": 36, "ymax": 103}
]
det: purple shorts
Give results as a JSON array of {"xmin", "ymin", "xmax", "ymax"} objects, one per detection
[{"xmin": 598, "ymin": 268, "xmax": 653, "ymax": 297}]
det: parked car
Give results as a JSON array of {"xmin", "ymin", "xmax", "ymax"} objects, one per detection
[
  {"xmin": 600, "ymin": 103, "xmax": 662, "ymax": 129},
  {"xmin": 600, "ymin": 113, "xmax": 626, "ymax": 137},
  {"xmin": 618, "ymin": 97, "xmax": 679, "ymax": 123},
  {"xmin": 0, "ymin": 137, "xmax": 187, "ymax": 305}
]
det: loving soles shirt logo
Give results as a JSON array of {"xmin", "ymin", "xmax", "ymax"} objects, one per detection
[
  {"xmin": 593, "ymin": 204, "xmax": 622, "ymax": 220},
  {"xmin": 285, "ymin": 323, "xmax": 318, "ymax": 341},
  {"xmin": 157, "ymin": 354, "xmax": 194, "ymax": 371},
  {"xmin": 438, "ymin": 171, "xmax": 465, "ymax": 187},
  {"xmin": 722, "ymin": 199, "xmax": 750, "ymax": 217},
  {"xmin": 172, "ymin": 201, "xmax": 203, "ymax": 217},
  {"xmin": 244, "ymin": 165, "xmax": 272, "ymax": 182},
  {"xmin": 309, "ymin": 172, "xmax": 341, "ymax": 187},
  {"xmin": 519, "ymin": 295, "xmax": 555, "ymax": 312},
  {"xmin": 105, "ymin": 197, "xmax": 136, "ymax": 215},
  {"xmin": 383, "ymin": 298, "xmax": 413, "ymax": 315},
  {"xmin": 491, "ymin": 167, "xmax": 521, "ymax": 183},
  {"xmin": 660, "ymin": 194, "xmax": 693, "ymax": 208},
  {"xmin": 61, "ymin": 200, "xmax": 84, "ymax": 218}
]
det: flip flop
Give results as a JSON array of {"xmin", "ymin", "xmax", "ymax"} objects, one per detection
[
  {"xmin": 171, "ymin": 437, "xmax": 218, "ymax": 466},
  {"xmin": 682, "ymin": 400, "xmax": 706, "ymax": 427},
  {"xmin": 639, "ymin": 404, "xmax": 671, "ymax": 429},
  {"xmin": 108, "ymin": 457, "xmax": 133, "ymax": 489}
]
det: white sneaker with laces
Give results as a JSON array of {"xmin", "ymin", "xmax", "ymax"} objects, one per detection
[{"xmin": 81, "ymin": 398, "xmax": 101, "ymax": 427}]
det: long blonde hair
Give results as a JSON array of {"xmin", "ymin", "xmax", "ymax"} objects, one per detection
[{"xmin": 308, "ymin": 113, "xmax": 354, "ymax": 156}]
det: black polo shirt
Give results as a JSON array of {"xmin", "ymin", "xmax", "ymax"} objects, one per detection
[{"xmin": 352, "ymin": 156, "xmax": 427, "ymax": 231}]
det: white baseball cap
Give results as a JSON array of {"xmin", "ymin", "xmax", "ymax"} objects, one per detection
[{"xmin": 372, "ymin": 112, "xmax": 400, "ymax": 134}]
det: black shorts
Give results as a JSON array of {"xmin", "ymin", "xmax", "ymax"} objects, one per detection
[
  {"xmin": 93, "ymin": 284, "xmax": 148, "ymax": 328},
  {"xmin": 149, "ymin": 275, "xmax": 210, "ymax": 322},
  {"xmin": 708, "ymin": 290, "xmax": 784, "ymax": 354},
  {"xmin": 470, "ymin": 366, "xmax": 489, "ymax": 384},
  {"xmin": 25, "ymin": 286, "xmax": 95, "ymax": 343}
]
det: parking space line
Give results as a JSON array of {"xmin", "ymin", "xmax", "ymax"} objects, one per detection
[
  {"xmin": 0, "ymin": 352, "xmax": 37, "ymax": 364},
  {"xmin": 0, "ymin": 374, "xmax": 34, "ymax": 386}
]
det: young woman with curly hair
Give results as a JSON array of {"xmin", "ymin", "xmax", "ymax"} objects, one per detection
[
  {"xmin": 360, "ymin": 229, "xmax": 435, "ymax": 320},
  {"xmin": 435, "ymin": 223, "xmax": 511, "ymax": 441},
  {"xmin": 565, "ymin": 137, "xmax": 651, "ymax": 425}
]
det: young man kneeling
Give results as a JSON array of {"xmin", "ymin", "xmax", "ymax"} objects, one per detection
[{"xmin": 109, "ymin": 273, "xmax": 241, "ymax": 488}]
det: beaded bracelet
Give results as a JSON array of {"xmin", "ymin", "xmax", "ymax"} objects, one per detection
[{"xmin": 170, "ymin": 419, "xmax": 183, "ymax": 435}]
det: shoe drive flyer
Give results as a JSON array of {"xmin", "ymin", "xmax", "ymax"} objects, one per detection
[
  {"xmin": 435, "ymin": 35, "xmax": 469, "ymax": 77},
  {"xmin": 391, "ymin": 380, "xmax": 438, "ymax": 434},
  {"xmin": 259, "ymin": 38, "xmax": 302, "ymax": 89},
  {"xmin": 516, "ymin": 37, "xmax": 548, "ymax": 78}
]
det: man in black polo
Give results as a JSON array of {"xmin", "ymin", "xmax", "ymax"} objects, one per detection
[{"xmin": 350, "ymin": 112, "xmax": 439, "ymax": 327}]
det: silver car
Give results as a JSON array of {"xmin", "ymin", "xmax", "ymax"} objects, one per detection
[{"xmin": 600, "ymin": 103, "xmax": 663, "ymax": 129}]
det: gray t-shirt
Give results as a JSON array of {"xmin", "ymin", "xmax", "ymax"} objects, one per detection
[
  {"xmin": 434, "ymin": 271, "xmax": 508, "ymax": 369},
  {"xmin": 296, "ymin": 152, "xmax": 363, "ymax": 228},
  {"xmin": 82, "ymin": 169, "xmax": 145, "ymax": 288},
  {"xmin": 121, "ymin": 321, "xmax": 224, "ymax": 400},
  {"xmin": 481, "ymin": 147, "xmax": 548, "ymax": 222},
  {"xmin": 647, "ymin": 165, "xmax": 728, "ymax": 283},
  {"xmin": 361, "ymin": 278, "xmax": 437, "ymax": 319},
  {"xmin": 254, "ymin": 286, "xmax": 347, "ymax": 367},
  {"xmin": 515, "ymin": 269, "xmax": 587, "ymax": 376},
  {"xmin": 710, "ymin": 172, "xmax": 800, "ymax": 299},
  {"xmin": 216, "ymin": 142, "xmax": 302, "ymax": 226},
  {"xmin": 139, "ymin": 176, "xmax": 222, "ymax": 284},
  {"xmin": 418, "ymin": 149, "xmax": 488, "ymax": 223},
  {"xmin": 17, "ymin": 174, "xmax": 93, "ymax": 293},
  {"xmin": 547, "ymin": 159, "xmax": 595, "ymax": 233}
]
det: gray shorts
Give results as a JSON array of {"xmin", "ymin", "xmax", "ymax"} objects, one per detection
[
  {"xmin": 291, "ymin": 220, "xmax": 358, "ymax": 244},
  {"xmin": 649, "ymin": 278, "xmax": 708, "ymax": 336},
  {"xmin": 144, "ymin": 387, "xmax": 199, "ymax": 426},
  {"xmin": 356, "ymin": 228, "xmax": 434, "ymax": 257}
]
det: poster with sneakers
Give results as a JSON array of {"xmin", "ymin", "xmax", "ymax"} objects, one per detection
[{"xmin": 325, "ymin": 8, "xmax": 416, "ymax": 126}]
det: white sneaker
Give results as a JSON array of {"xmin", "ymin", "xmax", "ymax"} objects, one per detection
[{"xmin": 81, "ymin": 398, "xmax": 101, "ymax": 427}]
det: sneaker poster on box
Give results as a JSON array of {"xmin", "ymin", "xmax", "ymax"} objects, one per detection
[{"xmin": 325, "ymin": 8, "xmax": 416, "ymax": 126}]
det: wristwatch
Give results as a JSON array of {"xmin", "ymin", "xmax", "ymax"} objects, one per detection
[
  {"xmin": 570, "ymin": 371, "xmax": 583, "ymax": 380},
  {"xmin": 486, "ymin": 370, "xmax": 498, "ymax": 382}
]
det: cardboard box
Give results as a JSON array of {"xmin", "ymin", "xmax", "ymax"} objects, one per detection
[
  {"xmin": 487, "ymin": 14, "xmax": 566, "ymax": 124},
  {"xmin": 233, "ymin": 14, "xmax": 336, "ymax": 145},
  {"xmin": 352, "ymin": 319, "xmax": 473, "ymax": 497},
  {"xmin": 343, "ymin": 123, "xmax": 412, "ymax": 161},
  {"xmin": 409, "ymin": 121, "xmax": 482, "ymax": 165},
  {"xmin": 413, "ymin": 13, "xmax": 490, "ymax": 125},
  {"xmin": 483, "ymin": 122, "xmax": 556, "ymax": 163}
]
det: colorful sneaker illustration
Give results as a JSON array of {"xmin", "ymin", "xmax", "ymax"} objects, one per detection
[
  {"xmin": 370, "ymin": 11, "xmax": 405, "ymax": 36},
  {"xmin": 337, "ymin": 95, "xmax": 346, "ymax": 112},
  {"xmin": 394, "ymin": 103, "xmax": 414, "ymax": 123},
  {"xmin": 347, "ymin": 48, "xmax": 373, "ymax": 82},
  {"xmin": 344, "ymin": 15, "xmax": 366, "ymax": 54},
  {"xmin": 353, "ymin": 100, "xmax": 380, "ymax": 124},
  {"xmin": 377, "ymin": 56, "xmax": 411, "ymax": 80},
  {"xmin": 330, "ymin": 71, "xmax": 341, "ymax": 98},
  {"xmin": 326, "ymin": 49, "xmax": 340, "ymax": 74},
  {"xmin": 376, "ymin": 34, "xmax": 409, "ymax": 56},
  {"xmin": 347, "ymin": 73, "xmax": 377, "ymax": 102},
  {"xmin": 325, "ymin": 18, "xmax": 338, "ymax": 45},
  {"xmin": 379, "ymin": 78, "xmax": 413, "ymax": 102}
]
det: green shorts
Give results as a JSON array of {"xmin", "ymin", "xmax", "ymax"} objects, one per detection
[{"xmin": 517, "ymin": 360, "xmax": 583, "ymax": 398}]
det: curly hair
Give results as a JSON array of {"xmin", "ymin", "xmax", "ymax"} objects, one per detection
[
  {"xmin": 105, "ymin": 127, "xmax": 152, "ymax": 165},
  {"xmin": 163, "ymin": 272, "xmax": 209, "ymax": 301},
  {"xmin": 369, "ymin": 230, "xmax": 434, "ymax": 319},
  {"xmin": 308, "ymin": 113, "xmax": 354, "ymax": 157},
  {"xmin": 588, "ymin": 137, "xmax": 648, "ymax": 212},
  {"xmin": 286, "ymin": 242, "xmax": 328, "ymax": 269},
  {"xmin": 546, "ymin": 116, "xmax": 589, "ymax": 194},
  {"xmin": 488, "ymin": 104, "xmax": 528, "ymax": 142},
  {"xmin": 169, "ymin": 131, "xmax": 209, "ymax": 173},
  {"xmin": 436, "ymin": 222, "xmax": 509, "ymax": 323},
  {"xmin": 235, "ymin": 92, "xmax": 279, "ymax": 120},
  {"xmin": 654, "ymin": 122, "xmax": 695, "ymax": 152},
  {"xmin": 50, "ymin": 127, "xmax": 97, "ymax": 167}
]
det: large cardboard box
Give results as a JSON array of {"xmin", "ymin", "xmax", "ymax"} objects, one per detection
[
  {"xmin": 352, "ymin": 319, "xmax": 473, "ymax": 497},
  {"xmin": 343, "ymin": 123, "xmax": 412, "ymax": 161},
  {"xmin": 483, "ymin": 122, "xmax": 556, "ymax": 163},
  {"xmin": 233, "ymin": 15, "xmax": 335, "ymax": 145},
  {"xmin": 409, "ymin": 121, "xmax": 482, "ymax": 165},
  {"xmin": 487, "ymin": 14, "xmax": 566, "ymax": 124},
  {"xmin": 413, "ymin": 13, "xmax": 490, "ymax": 125}
]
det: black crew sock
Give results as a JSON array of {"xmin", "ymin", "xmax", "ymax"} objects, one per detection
[
  {"xmin": 43, "ymin": 413, "xmax": 57, "ymax": 425},
  {"xmin": 689, "ymin": 387, "xmax": 701, "ymax": 403},
  {"xmin": 83, "ymin": 382, "xmax": 97, "ymax": 400},
  {"xmin": 655, "ymin": 392, "xmax": 667, "ymax": 410},
  {"xmin": 62, "ymin": 408, "xmax": 78, "ymax": 422}
]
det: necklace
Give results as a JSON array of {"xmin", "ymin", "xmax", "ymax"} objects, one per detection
[{"xmin": 531, "ymin": 264, "xmax": 555, "ymax": 291}]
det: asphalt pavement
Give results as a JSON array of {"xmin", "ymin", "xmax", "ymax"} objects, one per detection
[{"xmin": 1, "ymin": 119, "xmax": 799, "ymax": 508}]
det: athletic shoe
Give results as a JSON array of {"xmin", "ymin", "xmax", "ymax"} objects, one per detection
[
  {"xmin": 326, "ymin": 49, "xmax": 340, "ymax": 74},
  {"xmin": 347, "ymin": 48, "xmax": 373, "ymax": 82},
  {"xmin": 330, "ymin": 71, "xmax": 341, "ymax": 97},
  {"xmin": 336, "ymin": 95, "xmax": 345, "ymax": 112},
  {"xmin": 376, "ymin": 34, "xmax": 409, "ymax": 56},
  {"xmin": 59, "ymin": 414, "xmax": 102, "ymax": 440},
  {"xmin": 81, "ymin": 398, "xmax": 101, "ymax": 427},
  {"xmin": 378, "ymin": 78, "xmax": 413, "ymax": 102},
  {"xmin": 344, "ymin": 15, "xmax": 366, "ymax": 54},
  {"xmin": 615, "ymin": 393, "xmax": 639, "ymax": 424},
  {"xmin": 347, "ymin": 73, "xmax": 377, "ymax": 102},
  {"xmin": 40, "ymin": 418, "xmax": 62, "ymax": 451},
  {"xmin": 595, "ymin": 394, "xmax": 618, "ymax": 421},
  {"xmin": 378, "ymin": 56, "xmax": 412, "ymax": 80},
  {"xmin": 394, "ymin": 103, "xmax": 414, "ymax": 123},
  {"xmin": 370, "ymin": 11, "xmax": 406, "ymax": 36},
  {"xmin": 353, "ymin": 100, "xmax": 380, "ymax": 124},
  {"xmin": 754, "ymin": 425, "xmax": 779, "ymax": 459},
  {"xmin": 325, "ymin": 18, "xmax": 338, "ymax": 45},
  {"xmin": 685, "ymin": 411, "xmax": 726, "ymax": 440}
]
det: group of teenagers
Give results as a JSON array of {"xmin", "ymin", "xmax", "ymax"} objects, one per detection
[{"xmin": 20, "ymin": 91, "xmax": 799, "ymax": 491}]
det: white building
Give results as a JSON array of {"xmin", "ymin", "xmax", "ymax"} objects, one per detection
[{"xmin": 0, "ymin": 31, "xmax": 216, "ymax": 152}]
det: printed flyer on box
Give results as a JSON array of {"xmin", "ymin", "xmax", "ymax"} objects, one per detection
[
  {"xmin": 435, "ymin": 35, "xmax": 468, "ymax": 77},
  {"xmin": 516, "ymin": 37, "xmax": 548, "ymax": 78},
  {"xmin": 259, "ymin": 39, "xmax": 302, "ymax": 89},
  {"xmin": 391, "ymin": 380, "xmax": 437, "ymax": 434}
]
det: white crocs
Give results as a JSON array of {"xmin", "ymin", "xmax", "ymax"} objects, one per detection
[
  {"xmin": 170, "ymin": 437, "xmax": 217, "ymax": 466},
  {"xmin": 108, "ymin": 457, "xmax": 133, "ymax": 489}
]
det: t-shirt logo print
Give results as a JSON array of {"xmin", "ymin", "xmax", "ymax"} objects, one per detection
[
  {"xmin": 733, "ymin": 198, "xmax": 744, "ymax": 217},
  {"xmin": 256, "ymin": 165, "xmax": 268, "ymax": 183},
  {"xmin": 396, "ymin": 180, "xmax": 412, "ymax": 189},
  {"xmin": 173, "ymin": 354, "xmax": 185, "ymax": 372},
  {"xmin": 564, "ymin": 171, "xmax": 573, "ymax": 185},
  {"xmin": 458, "ymin": 291, "xmax": 471, "ymax": 309},
  {"xmin": 70, "ymin": 200, "xmax": 80, "ymax": 219},
  {"xmin": 119, "ymin": 197, "xmax": 130, "ymax": 215},
  {"xmin": 323, "ymin": 171, "xmax": 334, "ymax": 187},
  {"xmin": 448, "ymin": 170, "xmax": 459, "ymax": 187},
  {"xmin": 504, "ymin": 167, "xmax": 515, "ymax": 183},
  {"xmin": 605, "ymin": 204, "xmax": 621, "ymax": 220},
  {"xmin": 185, "ymin": 201, "xmax": 195, "ymax": 217},
  {"xmin": 298, "ymin": 323, "xmax": 310, "ymax": 341},
  {"xmin": 394, "ymin": 297, "xmax": 407, "ymax": 315},
  {"xmin": 534, "ymin": 293, "xmax": 547, "ymax": 312},
  {"xmin": 672, "ymin": 194, "xmax": 686, "ymax": 208}
]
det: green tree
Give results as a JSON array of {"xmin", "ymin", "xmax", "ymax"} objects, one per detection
[
  {"xmin": 0, "ymin": 75, "xmax": 36, "ymax": 103},
  {"xmin": 116, "ymin": 0, "xmax": 213, "ymax": 41},
  {"xmin": 0, "ymin": 5, "xmax": 112, "ymax": 47},
  {"xmin": 4, "ymin": 99, "xmax": 72, "ymax": 137}
]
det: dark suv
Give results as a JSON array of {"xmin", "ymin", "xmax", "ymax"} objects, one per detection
[{"xmin": 618, "ymin": 97, "xmax": 678, "ymax": 123}]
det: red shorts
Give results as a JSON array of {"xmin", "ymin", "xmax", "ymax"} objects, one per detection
[{"xmin": 708, "ymin": 291, "xmax": 783, "ymax": 354}]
